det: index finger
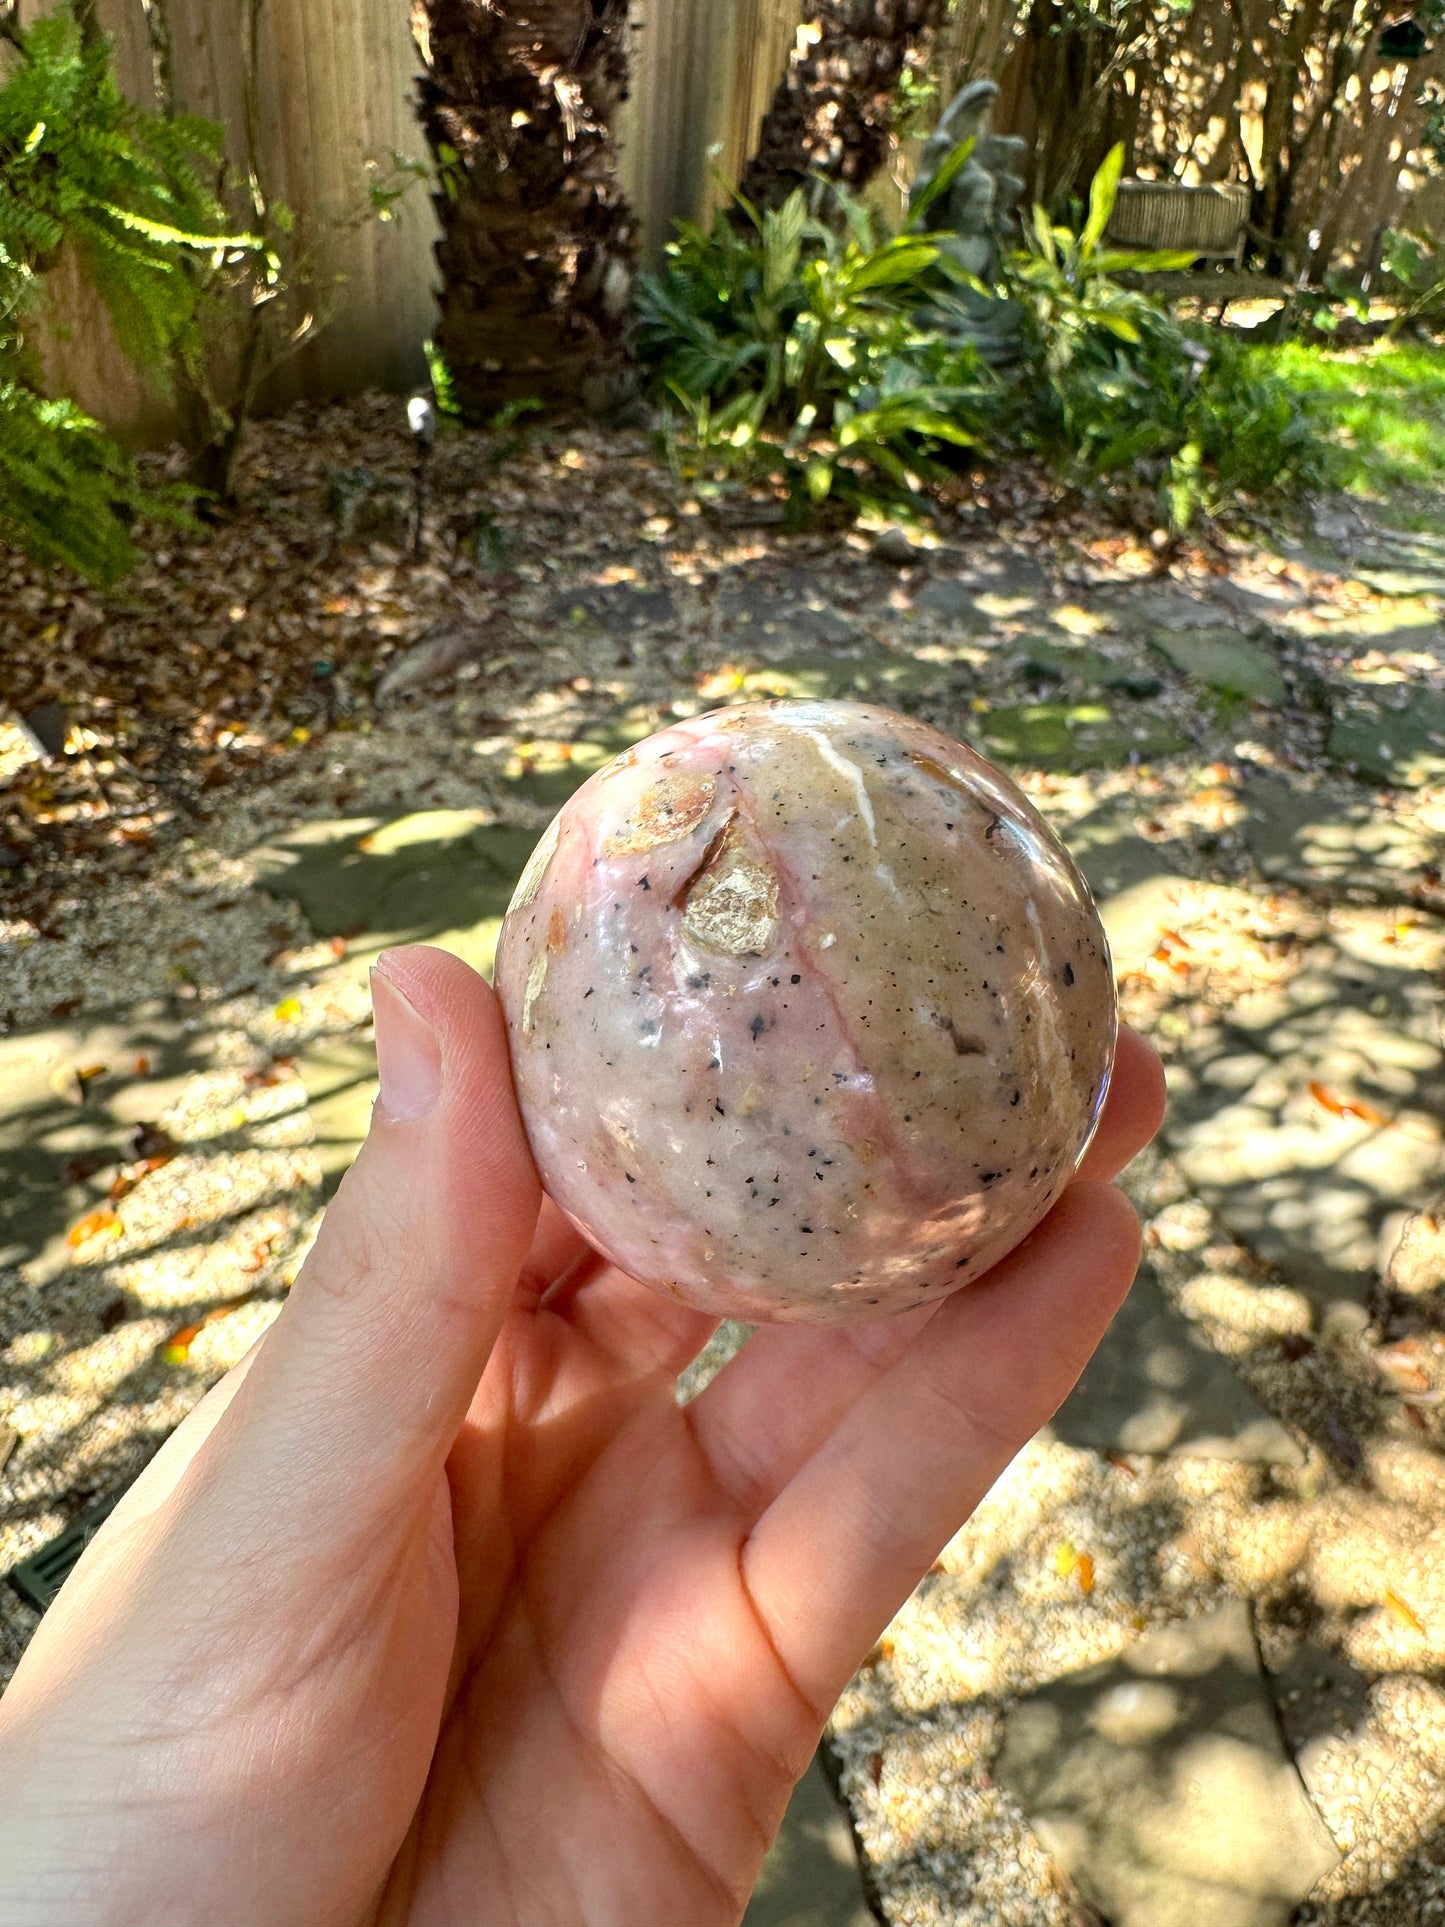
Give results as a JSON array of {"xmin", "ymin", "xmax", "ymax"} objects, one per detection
[{"xmin": 1075, "ymin": 1023, "xmax": 1166, "ymax": 1183}]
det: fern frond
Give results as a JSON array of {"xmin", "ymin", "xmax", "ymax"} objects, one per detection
[{"xmin": 0, "ymin": 1, "xmax": 250, "ymax": 579}]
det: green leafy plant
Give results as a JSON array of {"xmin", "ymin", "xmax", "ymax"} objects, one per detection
[
  {"xmin": 1265, "ymin": 339, "xmax": 1445, "ymax": 508},
  {"xmin": 1004, "ymin": 145, "xmax": 1194, "ymax": 391},
  {"xmin": 1002, "ymin": 146, "xmax": 1335, "ymax": 526},
  {"xmin": 1381, "ymin": 226, "xmax": 1445, "ymax": 328},
  {"xmin": 639, "ymin": 139, "xmax": 1339, "ymax": 533},
  {"xmin": 635, "ymin": 172, "xmax": 987, "ymax": 516},
  {"xmin": 0, "ymin": 6, "xmax": 250, "ymax": 390},
  {"xmin": 0, "ymin": 2, "xmax": 255, "ymax": 577},
  {"xmin": 0, "ymin": 381, "xmax": 183, "ymax": 581}
]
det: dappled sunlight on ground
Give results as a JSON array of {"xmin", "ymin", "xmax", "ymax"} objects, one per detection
[{"xmin": 3, "ymin": 398, "xmax": 1445, "ymax": 1922}]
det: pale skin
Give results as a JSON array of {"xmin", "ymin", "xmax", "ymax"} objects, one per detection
[{"xmin": 0, "ymin": 945, "xmax": 1165, "ymax": 1927}]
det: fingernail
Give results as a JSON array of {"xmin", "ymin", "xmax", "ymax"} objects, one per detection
[{"xmin": 372, "ymin": 959, "xmax": 442, "ymax": 1120}]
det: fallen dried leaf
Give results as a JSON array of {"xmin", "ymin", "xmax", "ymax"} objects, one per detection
[
  {"xmin": 1384, "ymin": 1589, "xmax": 1427, "ymax": 1636},
  {"xmin": 160, "ymin": 1297, "xmax": 253, "ymax": 1366},
  {"xmin": 67, "ymin": 1207, "xmax": 119, "ymax": 1248},
  {"xmin": 129, "ymin": 1122, "xmax": 178, "ymax": 1161},
  {"xmin": 1309, "ymin": 1081, "xmax": 1387, "ymax": 1125}
]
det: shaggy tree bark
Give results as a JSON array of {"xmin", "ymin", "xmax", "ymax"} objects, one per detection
[
  {"xmin": 738, "ymin": 0, "xmax": 949, "ymax": 208},
  {"xmin": 415, "ymin": 0, "xmax": 637, "ymax": 419}
]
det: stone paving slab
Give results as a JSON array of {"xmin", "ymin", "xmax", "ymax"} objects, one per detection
[
  {"xmin": 1256, "ymin": 1629, "xmax": 1396, "ymax": 1854},
  {"xmin": 994, "ymin": 1600, "xmax": 1340, "ymax": 1927},
  {"xmin": 908, "ymin": 578, "xmax": 1000, "ymax": 629},
  {"xmin": 295, "ymin": 1034, "xmax": 380, "ymax": 1193},
  {"xmin": 1150, "ymin": 628, "xmax": 1287, "ymax": 704},
  {"xmin": 1327, "ymin": 690, "xmax": 1445, "ymax": 789},
  {"xmin": 1241, "ymin": 777, "xmax": 1441, "ymax": 898},
  {"xmin": 1049, "ymin": 1260, "xmax": 1302, "ymax": 1463},
  {"xmin": 743, "ymin": 1755, "xmax": 875, "ymax": 1927},
  {"xmin": 546, "ymin": 581, "xmax": 679, "ymax": 635},
  {"xmin": 1165, "ymin": 913, "xmax": 1445, "ymax": 1307},
  {"xmin": 715, "ymin": 577, "xmax": 862, "ymax": 650},
  {"xmin": 977, "ymin": 700, "xmax": 1189, "ymax": 772},
  {"xmin": 251, "ymin": 812, "xmax": 538, "ymax": 974}
]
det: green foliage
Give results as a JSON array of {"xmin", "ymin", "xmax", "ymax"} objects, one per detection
[
  {"xmin": 0, "ymin": 380, "xmax": 188, "ymax": 580},
  {"xmin": 637, "ymin": 141, "xmax": 1338, "ymax": 532},
  {"xmin": 1381, "ymin": 227, "xmax": 1445, "ymax": 326},
  {"xmin": 635, "ymin": 179, "xmax": 986, "ymax": 516},
  {"xmin": 1004, "ymin": 145, "xmax": 1196, "ymax": 385},
  {"xmin": 423, "ymin": 339, "xmax": 462, "ymax": 418},
  {"xmin": 1264, "ymin": 340, "xmax": 1445, "ymax": 506},
  {"xmin": 1, "ymin": 5, "xmax": 253, "ymax": 392},
  {"xmin": 0, "ymin": 3, "xmax": 254, "ymax": 579},
  {"xmin": 1001, "ymin": 146, "xmax": 1335, "ymax": 527}
]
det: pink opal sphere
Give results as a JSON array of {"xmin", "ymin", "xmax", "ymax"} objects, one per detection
[{"xmin": 494, "ymin": 700, "xmax": 1116, "ymax": 1324}]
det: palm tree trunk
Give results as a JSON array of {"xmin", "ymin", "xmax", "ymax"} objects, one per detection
[
  {"xmin": 415, "ymin": 0, "xmax": 637, "ymax": 419},
  {"xmin": 739, "ymin": 0, "xmax": 948, "ymax": 209}
]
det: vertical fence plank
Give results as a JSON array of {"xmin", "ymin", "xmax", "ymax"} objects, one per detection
[{"xmin": 618, "ymin": 0, "xmax": 802, "ymax": 261}]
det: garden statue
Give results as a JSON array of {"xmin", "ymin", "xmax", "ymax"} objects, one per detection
[{"xmin": 909, "ymin": 78, "xmax": 1028, "ymax": 362}]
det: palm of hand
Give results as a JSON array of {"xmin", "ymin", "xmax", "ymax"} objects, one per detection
[
  {"xmin": 384, "ymin": 1158, "xmax": 1147, "ymax": 1927},
  {"xmin": 0, "ymin": 954, "xmax": 1159, "ymax": 1927},
  {"xmin": 384, "ymin": 1279, "xmax": 816, "ymax": 1927}
]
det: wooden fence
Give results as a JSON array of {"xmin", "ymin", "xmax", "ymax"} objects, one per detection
[{"xmin": 619, "ymin": 0, "xmax": 803, "ymax": 251}]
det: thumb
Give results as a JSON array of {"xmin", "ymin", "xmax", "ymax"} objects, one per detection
[{"xmin": 233, "ymin": 944, "xmax": 541, "ymax": 1525}]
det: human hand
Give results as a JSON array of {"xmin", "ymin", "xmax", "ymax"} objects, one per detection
[{"xmin": 0, "ymin": 945, "xmax": 1164, "ymax": 1927}]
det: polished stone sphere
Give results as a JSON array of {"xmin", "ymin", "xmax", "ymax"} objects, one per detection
[{"xmin": 494, "ymin": 700, "xmax": 1116, "ymax": 1323}]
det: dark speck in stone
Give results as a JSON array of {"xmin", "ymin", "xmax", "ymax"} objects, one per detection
[
  {"xmin": 639, "ymin": 876, "xmax": 651, "ymax": 891},
  {"xmin": 1063, "ymin": 962, "xmax": 1075, "ymax": 985}
]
